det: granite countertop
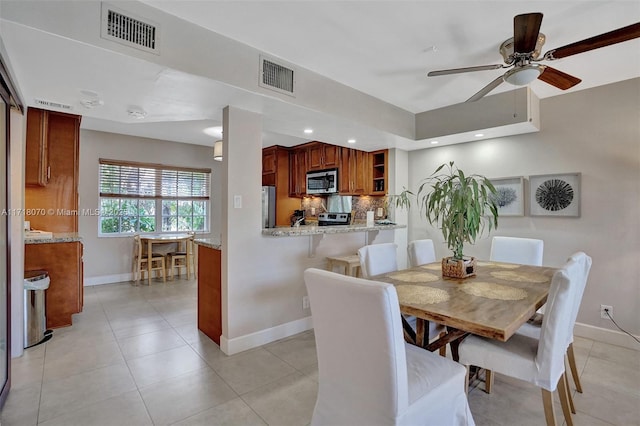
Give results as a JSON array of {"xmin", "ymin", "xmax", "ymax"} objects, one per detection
[
  {"xmin": 24, "ymin": 232, "xmax": 83, "ymax": 244},
  {"xmin": 194, "ymin": 238, "xmax": 222, "ymax": 250},
  {"xmin": 262, "ymin": 223, "xmax": 406, "ymax": 237}
]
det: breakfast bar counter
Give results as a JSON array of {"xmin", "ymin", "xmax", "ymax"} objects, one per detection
[{"xmin": 262, "ymin": 223, "xmax": 406, "ymax": 237}]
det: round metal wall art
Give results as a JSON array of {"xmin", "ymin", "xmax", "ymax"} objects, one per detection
[{"xmin": 535, "ymin": 178, "xmax": 574, "ymax": 211}]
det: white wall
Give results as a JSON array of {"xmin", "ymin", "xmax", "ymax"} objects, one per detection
[
  {"xmin": 78, "ymin": 130, "xmax": 217, "ymax": 284},
  {"xmin": 405, "ymin": 78, "xmax": 640, "ymax": 339}
]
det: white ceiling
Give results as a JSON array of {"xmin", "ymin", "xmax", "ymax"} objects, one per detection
[{"xmin": 1, "ymin": 1, "xmax": 639, "ymax": 151}]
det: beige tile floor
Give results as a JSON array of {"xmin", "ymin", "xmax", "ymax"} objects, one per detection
[{"xmin": 1, "ymin": 276, "xmax": 638, "ymax": 425}]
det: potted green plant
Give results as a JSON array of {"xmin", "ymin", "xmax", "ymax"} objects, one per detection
[{"xmin": 398, "ymin": 161, "xmax": 499, "ymax": 278}]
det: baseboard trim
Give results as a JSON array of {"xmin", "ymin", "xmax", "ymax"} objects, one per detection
[
  {"xmin": 220, "ymin": 316, "xmax": 314, "ymax": 355},
  {"xmin": 574, "ymin": 322, "xmax": 640, "ymax": 351},
  {"xmin": 84, "ymin": 273, "xmax": 133, "ymax": 286}
]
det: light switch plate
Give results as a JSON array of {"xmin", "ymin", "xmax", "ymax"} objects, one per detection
[{"xmin": 233, "ymin": 195, "xmax": 242, "ymax": 209}]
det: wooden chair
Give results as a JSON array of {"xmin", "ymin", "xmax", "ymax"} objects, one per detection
[
  {"xmin": 167, "ymin": 235, "xmax": 195, "ymax": 280},
  {"xmin": 132, "ymin": 234, "xmax": 166, "ymax": 284},
  {"xmin": 304, "ymin": 268, "xmax": 474, "ymax": 425}
]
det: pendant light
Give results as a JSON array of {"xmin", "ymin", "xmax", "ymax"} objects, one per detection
[{"xmin": 213, "ymin": 140, "xmax": 223, "ymax": 161}]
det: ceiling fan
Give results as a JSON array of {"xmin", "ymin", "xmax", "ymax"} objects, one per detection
[{"xmin": 427, "ymin": 13, "xmax": 640, "ymax": 102}]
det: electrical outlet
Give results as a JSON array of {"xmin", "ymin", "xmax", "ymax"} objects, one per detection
[
  {"xmin": 600, "ymin": 304, "xmax": 613, "ymax": 319},
  {"xmin": 303, "ymin": 296, "xmax": 310, "ymax": 310}
]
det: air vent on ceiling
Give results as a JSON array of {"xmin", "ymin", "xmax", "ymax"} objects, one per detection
[
  {"xmin": 101, "ymin": 3, "xmax": 159, "ymax": 54},
  {"xmin": 34, "ymin": 99, "xmax": 73, "ymax": 111},
  {"xmin": 259, "ymin": 55, "xmax": 295, "ymax": 96}
]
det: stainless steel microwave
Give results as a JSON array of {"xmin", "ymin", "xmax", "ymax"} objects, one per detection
[{"xmin": 306, "ymin": 169, "xmax": 338, "ymax": 195}]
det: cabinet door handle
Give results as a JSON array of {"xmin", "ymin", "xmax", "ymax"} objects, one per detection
[{"xmin": 47, "ymin": 166, "xmax": 51, "ymax": 180}]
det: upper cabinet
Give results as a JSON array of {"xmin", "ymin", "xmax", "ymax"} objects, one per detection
[
  {"xmin": 369, "ymin": 149, "xmax": 388, "ymax": 195},
  {"xmin": 288, "ymin": 147, "xmax": 307, "ymax": 198},
  {"xmin": 25, "ymin": 108, "xmax": 50, "ymax": 186},
  {"xmin": 25, "ymin": 107, "xmax": 81, "ymax": 232},
  {"xmin": 339, "ymin": 147, "xmax": 368, "ymax": 195},
  {"xmin": 262, "ymin": 146, "xmax": 278, "ymax": 186},
  {"xmin": 307, "ymin": 142, "xmax": 340, "ymax": 171}
]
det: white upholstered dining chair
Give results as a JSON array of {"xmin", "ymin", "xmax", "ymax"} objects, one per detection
[
  {"xmin": 407, "ymin": 239, "xmax": 437, "ymax": 267},
  {"xmin": 489, "ymin": 237, "xmax": 583, "ymax": 396},
  {"xmin": 304, "ymin": 268, "xmax": 475, "ymax": 426},
  {"xmin": 516, "ymin": 252, "xmax": 592, "ymax": 406},
  {"xmin": 458, "ymin": 252, "xmax": 592, "ymax": 426},
  {"xmin": 357, "ymin": 243, "xmax": 398, "ymax": 279},
  {"xmin": 485, "ymin": 236, "xmax": 545, "ymax": 390},
  {"xmin": 358, "ymin": 243, "xmax": 446, "ymax": 351},
  {"xmin": 490, "ymin": 236, "xmax": 544, "ymax": 266}
]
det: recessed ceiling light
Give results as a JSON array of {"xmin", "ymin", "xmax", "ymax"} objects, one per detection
[
  {"xmin": 474, "ymin": 133, "xmax": 484, "ymax": 137},
  {"xmin": 347, "ymin": 139, "xmax": 356, "ymax": 144},
  {"xmin": 203, "ymin": 126, "xmax": 223, "ymax": 137},
  {"xmin": 304, "ymin": 128, "xmax": 313, "ymax": 134},
  {"xmin": 430, "ymin": 140, "xmax": 439, "ymax": 145}
]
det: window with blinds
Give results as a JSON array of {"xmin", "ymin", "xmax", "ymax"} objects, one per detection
[{"xmin": 98, "ymin": 159, "xmax": 211, "ymax": 235}]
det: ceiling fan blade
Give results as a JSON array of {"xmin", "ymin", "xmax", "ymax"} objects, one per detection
[
  {"xmin": 537, "ymin": 66, "xmax": 582, "ymax": 90},
  {"xmin": 514, "ymin": 12, "xmax": 543, "ymax": 53},
  {"xmin": 466, "ymin": 75, "xmax": 505, "ymax": 102},
  {"xmin": 427, "ymin": 64, "xmax": 504, "ymax": 77},
  {"xmin": 545, "ymin": 22, "xmax": 640, "ymax": 59}
]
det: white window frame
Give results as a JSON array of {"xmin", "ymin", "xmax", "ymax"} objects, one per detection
[{"xmin": 98, "ymin": 159, "xmax": 211, "ymax": 236}]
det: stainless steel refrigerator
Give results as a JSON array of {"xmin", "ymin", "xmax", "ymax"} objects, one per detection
[{"xmin": 261, "ymin": 186, "xmax": 276, "ymax": 228}]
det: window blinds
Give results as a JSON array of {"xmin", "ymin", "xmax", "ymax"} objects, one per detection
[{"xmin": 99, "ymin": 159, "xmax": 211, "ymax": 200}]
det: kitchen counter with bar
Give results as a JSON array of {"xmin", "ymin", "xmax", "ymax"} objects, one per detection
[
  {"xmin": 24, "ymin": 232, "xmax": 83, "ymax": 244},
  {"xmin": 262, "ymin": 222, "xmax": 406, "ymax": 237}
]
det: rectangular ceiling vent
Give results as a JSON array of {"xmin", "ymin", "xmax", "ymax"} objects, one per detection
[
  {"xmin": 101, "ymin": 3, "xmax": 160, "ymax": 55},
  {"xmin": 34, "ymin": 99, "xmax": 73, "ymax": 111},
  {"xmin": 259, "ymin": 55, "xmax": 295, "ymax": 97}
]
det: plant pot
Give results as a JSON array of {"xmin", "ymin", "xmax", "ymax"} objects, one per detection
[{"xmin": 441, "ymin": 256, "xmax": 477, "ymax": 279}]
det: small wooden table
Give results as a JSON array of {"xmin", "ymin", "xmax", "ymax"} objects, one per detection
[
  {"xmin": 369, "ymin": 261, "xmax": 557, "ymax": 360},
  {"xmin": 326, "ymin": 254, "xmax": 361, "ymax": 277},
  {"xmin": 140, "ymin": 234, "xmax": 192, "ymax": 284}
]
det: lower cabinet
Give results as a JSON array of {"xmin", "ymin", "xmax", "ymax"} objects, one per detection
[
  {"xmin": 197, "ymin": 245, "xmax": 222, "ymax": 344},
  {"xmin": 25, "ymin": 241, "xmax": 83, "ymax": 329}
]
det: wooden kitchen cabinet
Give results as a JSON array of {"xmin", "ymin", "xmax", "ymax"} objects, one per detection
[
  {"xmin": 262, "ymin": 146, "xmax": 278, "ymax": 180},
  {"xmin": 262, "ymin": 146, "xmax": 300, "ymax": 226},
  {"xmin": 289, "ymin": 147, "xmax": 307, "ymax": 197},
  {"xmin": 25, "ymin": 108, "xmax": 81, "ymax": 232},
  {"xmin": 307, "ymin": 142, "xmax": 340, "ymax": 171},
  {"xmin": 25, "ymin": 241, "xmax": 83, "ymax": 329},
  {"xmin": 369, "ymin": 149, "xmax": 388, "ymax": 195},
  {"xmin": 25, "ymin": 108, "xmax": 50, "ymax": 186},
  {"xmin": 339, "ymin": 147, "xmax": 368, "ymax": 195}
]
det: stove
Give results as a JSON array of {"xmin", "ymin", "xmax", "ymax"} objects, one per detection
[{"xmin": 318, "ymin": 212, "xmax": 351, "ymax": 226}]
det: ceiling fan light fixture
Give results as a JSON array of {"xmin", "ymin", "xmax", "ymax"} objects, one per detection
[{"xmin": 503, "ymin": 65, "xmax": 543, "ymax": 86}]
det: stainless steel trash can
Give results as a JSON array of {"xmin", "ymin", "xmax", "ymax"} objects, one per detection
[{"xmin": 24, "ymin": 270, "xmax": 53, "ymax": 348}]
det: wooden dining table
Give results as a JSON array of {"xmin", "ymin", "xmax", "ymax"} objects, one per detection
[
  {"xmin": 140, "ymin": 233, "xmax": 193, "ymax": 282},
  {"xmin": 369, "ymin": 260, "xmax": 558, "ymax": 361}
]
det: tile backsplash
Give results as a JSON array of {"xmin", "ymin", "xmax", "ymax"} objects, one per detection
[{"xmin": 300, "ymin": 195, "xmax": 388, "ymax": 223}]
